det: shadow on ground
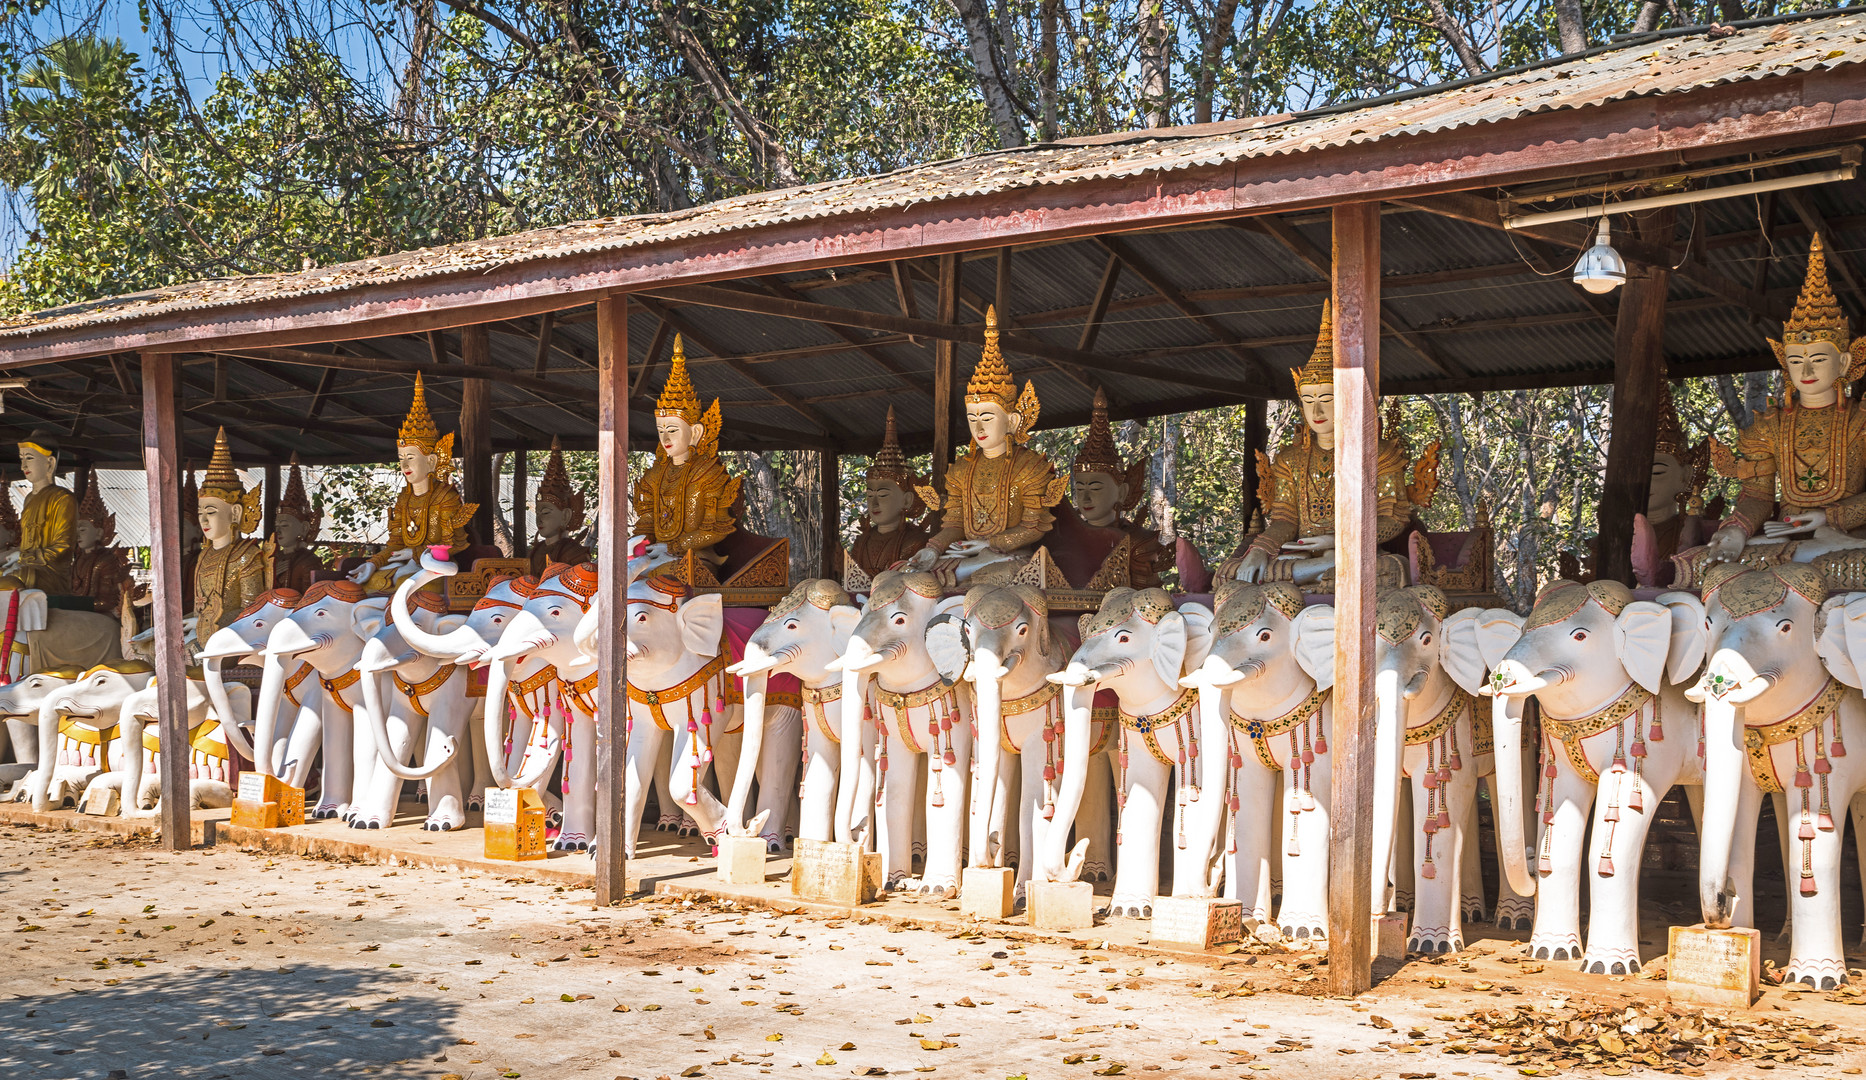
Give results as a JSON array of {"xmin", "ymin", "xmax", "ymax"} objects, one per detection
[{"xmin": 0, "ymin": 962, "xmax": 461, "ymax": 1079}]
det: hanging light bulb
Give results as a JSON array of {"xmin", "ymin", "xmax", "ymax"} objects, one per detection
[{"xmin": 1573, "ymin": 217, "xmax": 1626, "ymax": 295}]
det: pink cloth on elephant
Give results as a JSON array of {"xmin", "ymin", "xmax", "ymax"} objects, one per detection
[{"xmin": 722, "ymin": 607, "xmax": 802, "ymax": 705}]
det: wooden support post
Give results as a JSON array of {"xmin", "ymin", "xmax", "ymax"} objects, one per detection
[
  {"xmin": 512, "ymin": 449, "xmax": 529, "ymax": 558},
  {"xmin": 263, "ymin": 463, "xmax": 281, "ymax": 538},
  {"xmin": 71, "ymin": 463, "xmax": 89, "ymax": 506},
  {"xmin": 931, "ymin": 253, "xmax": 961, "ymax": 491},
  {"xmin": 821, "ymin": 450, "xmax": 841, "ymax": 578},
  {"xmin": 1597, "ymin": 220, "xmax": 1672, "ymax": 587},
  {"xmin": 1327, "ymin": 202, "xmax": 1381, "ymax": 996},
  {"xmin": 594, "ymin": 295, "xmax": 630, "ymax": 906},
  {"xmin": 141, "ymin": 353, "xmax": 191, "ymax": 852},
  {"xmin": 1242, "ymin": 399, "xmax": 1267, "ymax": 525},
  {"xmin": 460, "ymin": 325, "xmax": 494, "ymax": 547}
]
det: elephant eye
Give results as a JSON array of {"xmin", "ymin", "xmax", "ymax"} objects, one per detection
[
  {"xmin": 892, "ymin": 614, "xmax": 907, "ymax": 627},
  {"xmin": 1420, "ymin": 631, "xmax": 1432, "ymax": 646},
  {"xmin": 785, "ymin": 620, "xmax": 799, "ymax": 631},
  {"xmin": 1116, "ymin": 631, "xmax": 1131, "ymax": 645},
  {"xmin": 634, "ymin": 612, "xmax": 648, "ymax": 624},
  {"xmin": 1778, "ymin": 619, "xmax": 1793, "ymax": 633},
  {"xmin": 1016, "ymin": 623, "xmax": 1028, "ymax": 636},
  {"xmin": 1571, "ymin": 629, "xmax": 1587, "ymax": 642},
  {"xmin": 1257, "ymin": 628, "xmax": 1272, "ymax": 643},
  {"xmin": 549, "ymin": 608, "xmax": 563, "ymax": 618}
]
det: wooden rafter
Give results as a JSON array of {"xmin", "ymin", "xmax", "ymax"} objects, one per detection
[
  {"xmin": 633, "ymin": 295, "xmax": 852, "ymax": 440},
  {"xmin": 753, "ymin": 276, "xmax": 931, "ymax": 393},
  {"xmin": 1094, "ymin": 234, "xmax": 1276, "ymax": 383}
]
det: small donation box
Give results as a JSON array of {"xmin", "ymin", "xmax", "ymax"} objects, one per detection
[
  {"xmin": 483, "ymin": 786, "xmax": 547, "ymax": 861},
  {"xmin": 231, "ymin": 772, "xmax": 305, "ymax": 829}
]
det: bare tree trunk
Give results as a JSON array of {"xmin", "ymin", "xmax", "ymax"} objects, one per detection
[
  {"xmin": 1039, "ymin": 0, "xmax": 1059, "ymax": 140},
  {"xmin": 1552, "ymin": 0, "xmax": 1589, "ymax": 53},
  {"xmin": 1717, "ymin": 0, "xmax": 1747, "ymax": 24},
  {"xmin": 1138, "ymin": 0, "xmax": 1171, "ymax": 127},
  {"xmin": 397, "ymin": 0, "xmax": 437, "ymax": 137},
  {"xmin": 1192, "ymin": 0, "xmax": 1241, "ymax": 124},
  {"xmin": 1632, "ymin": 1, "xmax": 1665, "ymax": 32},
  {"xmin": 1149, "ymin": 415, "xmax": 1180, "ymax": 541},
  {"xmin": 1425, "ymin": 0, "xmax": 1488, "ymax": 77},
  {"xmin": 656, "ymin": 0, "xmax": 801, "ymax": 187},
  {"xmin": 950, "ymin": 0, "xmax": 1027, "ymax": 148}
]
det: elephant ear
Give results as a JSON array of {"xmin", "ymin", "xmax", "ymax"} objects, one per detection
[
  {"xmin": 433, "ymin": 613, "xmax": 470, "ymax": 638},
  {"xmin": 924, "ymin": 613, "xmax": 971, "ymax": 686},
  {"xmin": 677, "ymin": 593, "xmax": 727, "ymax": 660},
  {"xmin": 1151, "ymin": 610, "xmax": 1189, "ymax": 688},
  {"xmin": 1177, "ymin": 602, "xmax": 1215, "ymax": 677},
  {"xmin": 1474, "ymin": 608, "xmax": 1525, "ymax": 671},
  {"xmin": 1292, "ymin": 604, "xmax": 1337, "ymax": 692},
  {"xmin": 351, "ymin": 596, "xmax": 391, "ymax": 641},
  {"xmin": 1614, "ymin": 600, "xmax": 1673, "ymax": 695},
  {"xmin": 1655, "ymin": 591, "xmax": 1709, "ymax": 687},
  {"xmin": 1823, "ymin": 593, "xmax": 1866, "ymax": 690},
  {"xmin": 828, "ymin": 604, "xmax": 861, "ymax": 641},
  {"xmin": 1439, "ymin": 608, "xmax": 1487, "ymax": 695}
]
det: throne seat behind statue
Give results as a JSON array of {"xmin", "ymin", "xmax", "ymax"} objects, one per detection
[
  {"xmin": 1406, "ymin": 510, "xmax": 1504, "ymax": 608},
  {"xmin": 677, "ymin": 529, "xmax": 790, "ymax": 606}
]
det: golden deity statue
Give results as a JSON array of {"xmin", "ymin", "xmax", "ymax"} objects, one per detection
[
  {"xmin": 351, "ymin": 374, "xmax": 478, "ymax": 593},
  {"xmin": 847, "ymin": 407, "xmax": 933, "ymax": 580},
  {"xmin": 1674, "ymin": 236, "xmax": 1866, "ymax": 585},
  {"xmin": 193, "ymin": 428, "xmax": 267, "ymax": 640},
  {"xmin": 631, "ymin": 337, "xmax": 741, "ymax": 561},
  {"xmin": 270, "ymin": 454, "xmax": 326, "ymax": 594},
  {"xmin": 1047, "ymin": 388, "xmax": 1171, "ymax": 589},
  {"xmin": 13, "ymin": 431, "xmax": 76, "ymax": 594},
  {"xmin": 69, "ymin": 466, "xmax": 133, "ymax": 615},
  {"xmin": 909, "ymin": 307, "xmax": 1067, "ymax": 585},
  {"xmin": 531, "ymin": 437, "xmax": 591, "ymax": 576},
  {"xmin": 1235, "ymin": 301, "xmax": 1410, "ymax": 588}
]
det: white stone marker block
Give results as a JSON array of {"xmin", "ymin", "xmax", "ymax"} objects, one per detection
[
  {"xmin": 1151, "ymin": 896, "xmax": 1245, "ymax": 950},
  {"xmin": 715, "ymin": 834, "xmax": 769, "ymax": 885},
  {"xmin": 960, "ymin": 867, "xmax": 1017, "ymax": 920},
  {"xmin": 790, "ymin": 838, "xmax": 882, "ymax": 906},
  {"xmin": 1667, "ymin": 924, "xmax": 1760, "ymax": 1009},
  {"xmin": 1027, "ymin": 879, "xmax": 1095, "ymax": 931}
]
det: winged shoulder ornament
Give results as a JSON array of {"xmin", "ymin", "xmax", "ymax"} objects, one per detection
[
  {"xmin": 1013, "ymin": 381, "xmax": 1041, "ymax": 444},
  {"xmin": 698, "ymin": 399, "xmax": 725, "ymax": 460},
  {"xmin": 1407, "ymin": 440, "xmax": 1442, "ymax": 509},
  {"xmin": 1043, "ymin": 474, "xmax": 1070, "ymax": 507},
  {"xmin": 239, "ymin": 486, "xmax": 265, "ymax": 536},
  {"xmin": 914, "ymin": 483, "xmax": 942, "ymax": 512},
  {"xmin": 1708, "ymin": 435, "xmax": 1740, "ymax": 481},
  {"xmin": 433, "ymin": 432, "xmax": 456, "ymax": 480}
]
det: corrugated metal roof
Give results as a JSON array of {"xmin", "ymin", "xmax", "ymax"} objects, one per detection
[{"xmin": 3, "ymin": 13, "xmax": 1863, "ymax": 341}]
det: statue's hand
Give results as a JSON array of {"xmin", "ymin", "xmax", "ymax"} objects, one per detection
[
  {"xmin": 1236, "ymin": 550, "xmax": 1270, "ymax": 583},
  {"xmin": 347, "ymin": 561, "xmax": 377, "ymax": 584},
  {"xmin": 1763, "ymin": 510, "xmax": 1826, "ymax": 539},
  {"xmin": 1280, "ymin": 534, "xmax": 1335, "ymax": 555},
  {"xmin": 904, "ymin": 547, "xmax": 938, "ymax": 572},
  {"xmin": 943, "ymin": 539, "xmax": 993, "ymax": 560},
  {"xmin": 1704, "ymin": 525, "xmax": 1747, "ymax": 563}
]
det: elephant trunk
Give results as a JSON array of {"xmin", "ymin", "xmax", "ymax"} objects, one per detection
[
  {"xmin": 204, "ymin": 657, "xmax": 259, "ymax": 764},
  {"xmin": 29, "ymin": 695, "xmax": 59, "ymax": 811},
  {"xmin": 834, "ymin": 664, "xmax": 868, "ymax": 843},
  {"xmin": 1190, "ymin": 678, "xmax": 1233, "ymax": 896},
  {"xmin": 361, "ymin": 662, "xmax": 457, "ymax": 781},
  {"xmin": 483, "ymin": 656, "xmax": 521, "ymax": 789},
  {"xmin": 968, "ymin": 646, "xmax": 1006, "ymax": 868},
  {"xmin": 1489, "ymin": 691, "xmax": 1537, "ymax": 899},
  {"xmin": 251, "ymin": 649, "xmax": 288, "ymax": 778},
  {"xmin": 1369, "ymin": 668, "xmax": 1406, "ymax": 914},
  {"xmin": 1037, "ymin": 682, "xmax": 1096, "ymax": 882},
  {"xmin": 1697, "ymin": 693, "xmax": 1746, "ymax": 928},
  {"xmin": 389, "ymin": 559, "xmax": 478, "ymax": 660},
  {"xmin": 726, "ymin": 671, "xmax": 769, "ymax": 833}
]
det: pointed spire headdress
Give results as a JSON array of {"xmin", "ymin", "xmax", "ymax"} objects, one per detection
[
  {"xmin": 198, "ymin": 427, "xmax": 261, "ymax": 535},
  {"xmin": 76, "ymin": 465, "xmax": 115, "ymax": 546},
  {"xmin": 1774, "ymin": 236, "xmax": 1866, "ymax": 381},
  {"xmin": 964, "ymin": 307, "xmax": 1040, "ymax": 443},
  {"xmin": 867, "ymin": 407, "xmax": 927, "ymax": 516},
  {"xmin": 535, "ymin": 437, "xmax": 587, "ymax": 532},
  {"xmin": 654, "ymin": 336, "xmax": 723, "ymax": 458},
  {"xmin": 398, "ymin": 373, "xmax": 456, "ymax": 472},
  {"xmin": 1071, "ymin": 388, "xmax": 1144, "ymax": 513},
  {"xmin": 276, "ymin": 453, "xmax": 319, "ymax": 538},
  {"xmin": 1290, "ymin": 300, "xmax": 1336, "ymax": 391}
]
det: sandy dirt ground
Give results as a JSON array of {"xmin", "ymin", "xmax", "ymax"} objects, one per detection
[{"xmin": 1, "ymin": 823, "xmax": 1863, "ymax": 1080}]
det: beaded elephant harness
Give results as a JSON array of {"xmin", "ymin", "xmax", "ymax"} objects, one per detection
[
  {"xmin": 1227, "ymin": 686, "xmax": 1330, "ymax": 858},
  {"xmin": 1740, "ymin": 677, "xmax": 1849, "ymax": 898},
  {"xmin": 1404, "ymin": 687, "xmax": 1475, "ymax": 882},
  {"xmin": 1532, "ymin": 680, "xmax": 1660, "ymax": 879}
]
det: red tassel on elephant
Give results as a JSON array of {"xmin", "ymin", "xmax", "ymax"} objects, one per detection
[
  {"xmin": 1800, "ymin": 873, "xmax": 1818, "ymax": 896},
  {"xmin": 1597, "ymin": 854, "xmax": 1614, "ymax": 877},
  {"xmin": 1421, "ymin": 859, "xmax": 1436, "ymax": 880},
  {"xmin": 1313, "ymin": 732, "xmax": 1328, "ymax": 755}
]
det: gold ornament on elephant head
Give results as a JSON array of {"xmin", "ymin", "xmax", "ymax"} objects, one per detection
[
  {"xmin": 966, "ymin": 307, "xmax": 1040, "ymax": 443},
  {"xmin": 399, "ymin": 373, "xmax": 457, "ymax": 479},
  {"xmin": 200, "ymin": 427, "xmax": 263, "ymax": 535},
  {"xmin": 1770, "ymin": 235, "xmax": 1866, "ymax": 382}
]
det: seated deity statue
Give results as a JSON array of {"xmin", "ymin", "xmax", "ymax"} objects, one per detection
[
  {"xmin": 906, "ymin": 307, "xmax": 1067, "ymax": 586},
  {"xmin": 194, "ymin": 428, "xmax": 268, "ymax": 641},
  {"xmin": 531, "ymin": 437, "xmax": 591, "ymax": 576},
  {"xmin": 9, "ymin": 431, "xmax": 76, "ymax": 594},
  {"xmin": 846, "ymin": 407, "xmax": 933, "ymax": 580},
  {"xmin": 1628, "ymin": 380, "xmax": 1710, "ymax": 587},
  {"xmin": 349, "ymin": 374, "xmax": 478, "ymax": 593},
  {"xmin": 69, "ymin": 467, "xmax": 133, "ymax": 615},
  {"xmin": 1044, "ymin": 388, "xmax": 1170, "ymax": 590},
  {"xmin": 631, "ymin": 337, "xmax": 741, "ymax": 567},
  {"xmin": 1235, "ymin": 302, "xmax": 1410, "ymax": 587},
  {"xmin": 269, "ymin": 454, "xmax": 326, "ymax": 593},
  {"xmin": 1674, "ymin": 237, "xmax": 1866, "ymax": 585}
]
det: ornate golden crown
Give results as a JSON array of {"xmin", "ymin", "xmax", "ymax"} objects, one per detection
[
  {"xmin": 277, "ymin": 453, "xmax": 318, "ymax": 534},
  {"xmin": 399, "ymin": 373, "xmax": 442, "ymax": 452},
  {"xmin": 199, "ymin": 427, "xmax": 262, "ymax": 534},
  {"xmin": 1290, "ymin": 300, "xmax": 1335, "ymax": 391},
  {"xmin": 75, "ymin": 465, "xmax": 115, "ymax": 546},
  {"xmin": 656, "ymin": 336, "xmax": 704, "ymax": 424},
  {"xmin": 536, "ymin": 437, "xmax": 586, "ymax": 531},
  {"xmin": 966, "ymin": 306, "xmax": 1018, "ymax": 410},
  {"xmin": 867, "ymin": 406, "xmax": 920, "ymax": 487},
  {"xmin": 1779, "ymin": 235, "xmax": 1850, "ymax": 351},
  {"xmin": 1070, "ymin": 388, "xmax": 1144, "ymax": 512}
]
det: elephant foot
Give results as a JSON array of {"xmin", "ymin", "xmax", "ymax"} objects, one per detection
[
  {"xmin": 1106, "ymin": 896, "xmax": 1154, "ymax": 920},
  {"xmin": 547, "ymin": 809, "xmax": 564, "ymax": 828},
  {"xmin": 1461, "ymin": 897, "xmax": 1488, "ymax": 922},
  {"xmin": 1392, "ymin": 890, "xmax": 1414, "ymax": 914},
  {"xmin": 886, "ymin": 871, "xmax": 915, "ymax": 891},
  {"xmin": 1528, "ymin": 932, "xmax": 1582, "ymax": 962},
  {"xmin": 466, "ymin": 795, "xmax": 483, "ymax": 811},
  {"xmin": 312, "ymin": 804, "xmax": 342, "ymax": 820},
  {"xmin": 1494, "ymin": 899, "xmax": 1535, "ymax": 931},
  {"xmin": 916, "ymin": 877, "xmax": 957, "ymax": 898},
  {"xmin": 656, "ymin": 812, "xmax": 683, "ymax": 831},
  {"xmin": 1084, "ymin": 860, "xmax": 1110, "ymax": 882},
  {"xmin": 1407, "ymin": 926, "xmax": 1464, "ymax": 955},
  {"xmin": 1783, "ymin": 957, "xmax": 1847, "ymax": 990},
  {"xmin": 551, "ymin": 834, "xmax": 591, "ymax": 852},
  {"xmin": 1277, "ymin": 911, "xmax": 1328, "ymax": 942},
  {"xmin": 423, "ymin": 820, "xmax": 458, "ymax": 832},
  {"xmin": 762, "ymin": 833, "xmax": 783, "ymax": 854},
  {"xmin": 1580, "ymin": 945, "xmax": 1642, "ymax": 976}
]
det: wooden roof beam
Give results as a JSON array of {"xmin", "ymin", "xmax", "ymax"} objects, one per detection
[
  {"xmin": 1782, "ymin": 188, "xmax": 1866, "ymax": 317},
  {"xmin": 897, "ymin": 256, "xmax": 1100, "ymax": 397},
  {"xmin": 753, "ymin": 276, "xmax": 932, "ymax": 394},
  {"xmin": 210, "ymin": 345, "xmax": 595, "ymax": 401},
  {"xmin": 1093, "ymin": 234, "xmax": 1277, "ymax": 384},
  {"xmin": 632, "ymin": 295, "xmax": 852, "ymax": 440},
  {"xmin": 1076, "ymin": 253, "xmax": 1124, "ymax": 354}
]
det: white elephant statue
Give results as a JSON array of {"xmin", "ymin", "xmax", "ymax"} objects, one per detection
[
  {"xmin": 0, "ymin": 586, "xmax": 123, "ymax": 679},
  {"xmin": 1689, "ymin": 564, "xmax": 1866, "ymax": 989},
  {"xmin": 726, "ymin": 580, "xmax": 863, "ymax": 849},
  {"xmin": 1368, "ymin": 585, "xmax": 1534, "ymax": 953},
  {"xmin": 1179, "ymin": 582, "xmax": 1330, "ymax": 936},
  {"xmin": 0, "ymin": 667, "xmax": 84, "ymax": 800},
  {"xmin": 200, "ymin": 589, "xmax": 319, "ymax": 780},
  {"xmin": 484, "ymin": 563, "xmax": 598, "ymax": 849},
  {"xmin": 250, "ymin": 581, "xmax": 376, "ymax": 820},
  {"xmin": 108, "ymin": 672, "xmax": 243, "ymax": 816},
  {"xmin": 1484, "ymin": 578, "xmax": 1706, "ymax": 974},
  {"xmin": 925, "ymin": 582, "xmax": 1113, "ymax": 899},
  {"xmin": 1052, "ymin": 586, "xmax": 1217, "ymax": 919},
  {"xmin": 830, "ymin": 571, "xmax": 969, "ymax": 895},
  {"xmin": 30, "ymin": 662, "xmax": 155, "ymax": 812},
  {"xmin": 354, "ymin": 589, "xmax": 473, "ymax": 830}
]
